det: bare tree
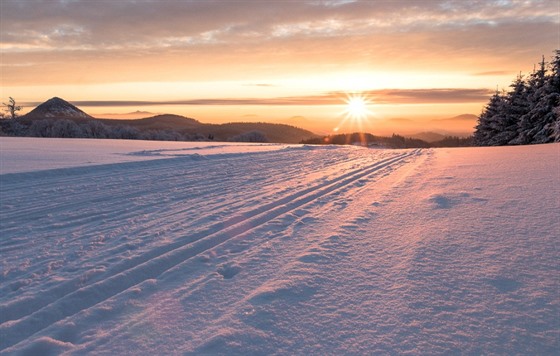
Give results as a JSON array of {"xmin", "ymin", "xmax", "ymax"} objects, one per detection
[{"xmin": 3, "ymin": 97, "xmax": 22, "ymax": 120}]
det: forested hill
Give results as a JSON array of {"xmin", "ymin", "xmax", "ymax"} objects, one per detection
[
  {"xmin": 1, "ymin": 99, "xmax": 317, "ymax": 144},
  {"xmin": 474, "ymin": 50, "xmax": 560, "ymax": 146}
]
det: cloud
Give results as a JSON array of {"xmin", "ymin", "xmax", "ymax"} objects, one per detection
[
  {"xmin": 1, "ymin": 1, "xmax": 557, "ymax": 88},
  {"xmin": 362, "ymin": 88, "xmax": 495, "ymax": 104},
  {"xmin": 242, "ymin": 83, "xmax": 278, "ymax": 87},
  {"xmin": 472, "ymin": 71, "xmax": 516, "ymax": 76},
  {"xmin": 2, "ymin": 0, "xmax": 557, "ymax": 51},
  {"xmin": 22, "ymin": 88, "xmax": 493, "ymax": 108}
]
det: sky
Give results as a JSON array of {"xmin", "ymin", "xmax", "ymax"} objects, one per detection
[{"xmin": 1, "ymin": 0, "xmax": 559, "ymax": 134}]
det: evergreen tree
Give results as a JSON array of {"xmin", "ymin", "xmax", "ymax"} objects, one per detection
[
  {"xmin": 545, "ymin": 50, "xmax": 560, "ymax": 142},
  {"xmin": 476, "ymin": 50, "xmax": 560, "ymax": 145},
  {"xmin": 473, "ymin": 90, "xmax": 506, "ymax": 146},
  {"xmin": 494, "ymin": 75, "xmax": 530, "ymax": 145},
  {"xmin": 515, "ymin": 56, "xmax": 553, "ymax": 144},
  {"xmin": 530, "ymin": 53, "xmax": 559, "ymax": 143},
  {"xmin": 553, "ymin": 106, "xmax": 560, "ymax": 142}
]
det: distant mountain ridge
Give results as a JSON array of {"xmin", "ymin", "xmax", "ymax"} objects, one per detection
[
  {"xmin": 17, "ymin": 97, "xmax": 317, "ymax": 144},
  {"xmin": 408, "ymin": 132, "xmax": 447, "ymax": 143},
  {"xmin": 99, "ymin": 114, "xmax": 201, "ymax": 130},
  {"xmin": 431, "ymin": 114, "xmax": 478, "ymax": 123},
  {"xmin": 16, "ymin": 97, "xmax": 474, "ymax": 144},
  {"xmin": 97, "ymin": 110, "xmax": 156, "ymax": 119}
]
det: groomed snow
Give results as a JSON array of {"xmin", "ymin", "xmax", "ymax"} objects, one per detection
[
  {"xmin": 0, "ymin": 137, "xmax": 294, "ymax": 174},
  {"xmin": 1, "ymin": 137, "xmax": 558, "ymax": 354}
]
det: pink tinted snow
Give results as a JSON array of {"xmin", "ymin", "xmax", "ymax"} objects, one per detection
[
  {"xmin": 0, "ymin": 137, "xmax": 293, "ymax": 174},
  {"xmin": 0, "ymin": 139, "xmax": 558, "ymax": 354}
]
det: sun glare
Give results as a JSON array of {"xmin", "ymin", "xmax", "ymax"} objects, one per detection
[
  {"xmin": 343, "ymin": 93, "xmax": 372, "ymax": 122},
  {"xmin": 333, "ymin": 93, "xmax": 375, "ymax": 136},
  {"xmin": 346, "ymin": 96, "xmax": 368, "ymax": 119}
]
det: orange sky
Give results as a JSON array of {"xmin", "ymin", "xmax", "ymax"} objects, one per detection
[{"xmin": 1, "ymin": 0, "xmax": 558, "ymax": 134}]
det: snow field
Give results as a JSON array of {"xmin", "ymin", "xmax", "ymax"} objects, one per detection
[
  {"xmin": 0, "ymin": 138, "xmax": 558, "ymax": 354},
  {"xmin": 0, "ymin": 137, "xmax": 294, "ymax": 174}
]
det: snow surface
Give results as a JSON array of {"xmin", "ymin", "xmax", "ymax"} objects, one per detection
[
  {"xmin": 0, "ymin": 137, "xmax": 294, "ymax": 174},
  {"xmin": 1, "ymin": 138, "xmax": 559, "ymax": 355}
]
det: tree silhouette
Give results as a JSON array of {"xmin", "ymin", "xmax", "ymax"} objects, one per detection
[{"xmin": 2, "ymin": 97, "xmax": 22, "ymax": 120}]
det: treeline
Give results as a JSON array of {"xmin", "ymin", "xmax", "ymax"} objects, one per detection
[
  {"xmin": 474, "ymin": 50, "xmax": 560, "ymax": 146},
  {"xmin": 301, "ymin": 132, "xmax": 472, "ymax": 148},
  {"xmin": 0, "ymin": 118, "xmax": 209, "ymax": 141},
  {"xmin": 0, "ymin": 118, "xmax": 269, "ymax": 142}
]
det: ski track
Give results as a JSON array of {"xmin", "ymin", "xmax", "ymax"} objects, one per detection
[{"xmin": 0, "ymin": 146, "xmax": 422, "ymax": 350}]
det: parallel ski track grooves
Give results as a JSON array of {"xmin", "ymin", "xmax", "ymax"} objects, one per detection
[
  {"xmin": 0, "ymin": 150, "xmax": 362, "ymax": 274},
  {"xmin": 0, "ymin": 150, "xmax": 417, "ymax": 351},
  {"xmin": 0, "ymin": 150, "xmax": 364, "ymax": 301},
  {"xmin": 0, "ymin": 150, "xmax": 361, "ymax": 229},
  {"xmin": 1, "ymin": 151, "xmax": 302, "ymax": 218},
  {"xmin": 0, "ymin": 149, "xmax": 387, "ymax": 315}
]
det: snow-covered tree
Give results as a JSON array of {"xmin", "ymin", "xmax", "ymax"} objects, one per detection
[
  {"xmin": 475, "ymin": 50, "xmax": 560, "ymax": 145},
  {"xmin": 28, "ymin": 119, "xmax": 53, "ymax": 137},
  {"xmin": 553, "ymin": 106, "xmax": 560, "ymax": 142},
  {"xmin": 110, "ymin": 125, "xmax": 140, "ymax": 140},
  {"xmin": 80, "ymin": 120, "xmax": 110, "ymax": 139},
  {"xmin": 140, "ymin": 129, "xmax": 185, "ymax": 141},
  {"xmin": 517, "ymin": 56, "xmax": 557, "ymax": 144},
  {"xmin": 50, "ymin": 119, "xmax": 85, "ymax": 138},
  {"xmin": 474, "ymin": 90, "xmax": 506, "ymax": 146},
  {"xmin": 543, "ymin": 50, "xmax": 560, "ymax": 142},
  {"xmin": 505, "ymin": 76, "xmax": 531, "ymax": 143},
  {"xmin": 227, "ymin": 130, "xmax": 269, "ymax": 143},
  {"xmin": 493, "ymin": 75, "xmax": 530, "ymax": 145}
]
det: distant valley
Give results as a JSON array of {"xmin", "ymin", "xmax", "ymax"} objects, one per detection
[{"xmin": 3, "ymin": 97, "xmax": 476, "ymax": 146}]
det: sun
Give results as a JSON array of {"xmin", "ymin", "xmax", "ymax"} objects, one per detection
[
  {"xmin": 347, "ymin": 96, "xmax": 367, "ymax": 117},
  {"xmin": 333, "ymin": 93, "xmax": 375, "ymax": 134},
  {"xmin": 344, "ymin": 94, "xmax": 371, "ymax": 120},
  {"xmin": 333, "ymin": 93, "xmax": 376, "ymax": 132}
]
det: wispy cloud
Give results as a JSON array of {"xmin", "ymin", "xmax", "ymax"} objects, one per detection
[
  {"xmin": 472, "ymin": 70, "xmax": 516, "ymax": 76},
  {"xmin": 23, "ymin": 88, "xmax": 493, "ymax": 108},
  {"xmin": 242, "ymin": 83, "xmax": 278, "ymax": 87},
  {"xmin": 362, "ymin": 88, "xmax": 495, "ymax": 104},
  {"xmin": 1, "ymin": 1, "xmax": 557, "ymax": 62},
  {"xmin": 2, "ymin": 0, "xmax": 556, "ymax": 51},
  {"xmin": 2, "ymin": 0, "xmax": 557, "ymax": 118}
]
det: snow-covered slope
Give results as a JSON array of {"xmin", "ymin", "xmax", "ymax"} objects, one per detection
[
  {"xmin": 22, "ymin": 97, "xmax": 93, "ymax": 120},
  {"xmin": 0, "ymin": 137, "xmax": 294, "ymax": 174},
  {"xmin": 1, "ymin": 138, "xmax": 558, "ymax": 354}
]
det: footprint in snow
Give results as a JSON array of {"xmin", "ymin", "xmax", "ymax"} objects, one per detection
[
  {"xmin": 217, "ymin": 263, "xmax": 241, "ymax": 279},
  {"xmin": 428, "ymin": 192, "xmax": 488, "ymax": 210},
  {"xmin": 486, "ymin": 277, "xmax": 522, "ymax": 293},
  {"xmin": 297, "ymin": 253, "xmax": 327, "ymax": 264},
  {"xmin": 352, "ymin": 216, "xmax": 371, "ymax": 224},
  {"xmin": 333, "ymin": 200, "xmax": 348, "ymax": 209},
  {"xmin": 340, "ymin": 223, "xmax": 359, "ymax": 231},
  {"xmin": 429, "ymin": 194, "xmax": 456, "ymax": 209}
]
